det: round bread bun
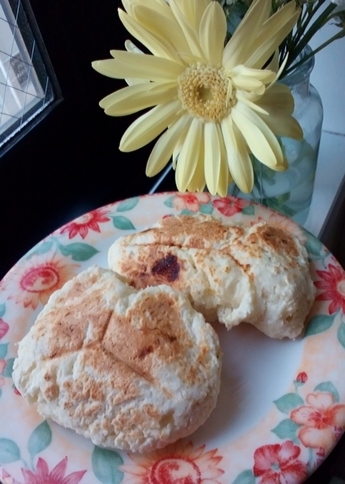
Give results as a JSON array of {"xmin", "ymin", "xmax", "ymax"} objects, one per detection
[
  {"xmin": 108, "ymin": 215, "xmax": 259, "ymax": 327},
  {"xmin": 12, "ymin": 266, "xmax": 222, "ymax": 453},
  {"xmin": 108, "ymin": 215, "xmax": 315, "ymax": 339},
  {"xmin": 228, "ymin": 220, "xmax": 315, "ymax": 339}
]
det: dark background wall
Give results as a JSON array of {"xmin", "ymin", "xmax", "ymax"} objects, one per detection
[{"xmin": 0, "ymin": 0, "xmax": 166, "ymax": 279}]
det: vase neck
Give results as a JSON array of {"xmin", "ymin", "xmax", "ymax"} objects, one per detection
[{"xmin": 279, "ymin": 45, "xmax": 314, "ymax": 90}]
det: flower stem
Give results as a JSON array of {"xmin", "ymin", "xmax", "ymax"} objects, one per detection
[
  {"xmin": 295, "ymin": 3, "xmax": 336, "ymax": 53},
  {"xmin": 283, "ymin": 2, "xmax": 337, "ymax": 72},
  {"xmin": 284, "ymin": 28, "xmax": 345, "ymax": 75}
]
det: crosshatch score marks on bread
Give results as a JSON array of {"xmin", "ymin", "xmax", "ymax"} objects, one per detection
[{"xmin": 12, "ymin": 266, "xmax": 222, "ymax": 453}]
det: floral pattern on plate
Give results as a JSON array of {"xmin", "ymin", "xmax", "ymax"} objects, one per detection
[
  {"xmin": 0, "ymin": 305, "xmax": 13, "ymax": 396},
  {"xmin": 120, "ymin": 441, "xmax": 224, "ymax": 483},
  {"xmin": 232, "ymin": 373, "xmax": 345, "ymax": 483},
  {"xmin": 0, "ymin": 193, "xmax": 344, "ymax": 484},
  {"xmin": 60, "ymin": 207, "xmax": 111, "ymax": 240},
  {"xmin": 0, "ymin": 420, "xmax": 87, "ymax": 484}
]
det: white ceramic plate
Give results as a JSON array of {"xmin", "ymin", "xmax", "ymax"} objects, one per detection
[{"xmin": 1, "ymin": 192, "xmax": 345, "ymax": 484}]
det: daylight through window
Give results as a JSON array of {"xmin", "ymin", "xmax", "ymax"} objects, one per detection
[{"xmin": 0, "ymin": 0, "xmax": 58, "ymax": 151}]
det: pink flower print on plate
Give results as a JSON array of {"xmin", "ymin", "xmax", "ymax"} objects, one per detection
[
  {"xmin": 21, "ymin": 456, "xmax": 86, "ymax": 484},
  {"xmin": 121, "ymin": 440, "xmax": 224, "ymax": 483},
  {"xmin": 212, "ymin": 196, "xmax": 248, "ymax": 217},
  {"xmin": 315, "ymin": 263, "xmax": 345, "ymax": 315},
  {"xmin": 171, "ymin": 192, "xmax": 211, "ymax": 212},
  {"xmin": 290, "ymin": 392, "xmax": 345, "ymax": 453},
  {"xmin": 253, "ymin": 440, "xmax": 307, "ymax": 484},
  {"xmin": 60, "ymin": 208, "xmax": 110, "ymax": 239}
]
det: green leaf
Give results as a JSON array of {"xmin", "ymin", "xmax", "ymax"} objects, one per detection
[
  {"xmin": 180, "ymin": 209, "xmax": 194, "ymax": 216},
  {"xmin": 59, "ymin": 242, "xmax": 99, "ymax": 261},
  {"xmin": 27, "ymin": 421, "xmax": 52, "ymax": 459},
  {"xmin": 116, "ymin": 197, "xmax": 139, "ymax": 212},
  {"xmin": 199, "ymin": 203, "xmax": 213, "ymax": 215},
  {"xmin": 314, "ymin": 382, "xmax": 340, "ymax": 403},
  {"xmin": 2, "ymin": 358, "xmax": 14, "ymax": 378},
  {"xmin": 163, "ymin": 196, "xmax": 174, "ymax": 208},
  {"xmin": 241, "ymin": 205, "xmax": 255, "ymax": 216},
  {"xmin": 272, "ymin": 419, "xmax": 301, "ymax": 441},
  {"xmin": 0, "ymin": 304, "xmax": 5, "ymax": 318},
  {"xmin": 304, "ymin": 314, "xmax": 335, "ymax": 337},
  {"xmin": 112, "ymin": 216, "xmax": 135, "ymax": 231},
  {"xmin": 232, "ymin": 469, "xmax": 256, "ymax": 484},
  {"xmin": 274, "ymin": 393, "xmax": 304, "ymax": 414},
  {"xmin": 92, "ymin": 446, "xmax": 124, "ymax": 484},
  {"xmin": 0, "ymin": 439, "xmax": 20, "ymax": 464},
  {"xmin": 304, "ymin": 232, "xmax": 324, "ymax": 260},
  {"xmin": 337, "ymin": 323, "xmax": 345, "ymax": 349},
  {"xmin": 0, "ymin": 344, "xmax": 8, "ymax": 359},
  {"xmin": 28, "ymin": 240, "xmax": 54, "ymax": 257}
]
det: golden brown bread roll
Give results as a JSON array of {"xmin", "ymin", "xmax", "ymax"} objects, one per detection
[
  {"xmin": 108, "ymin": 215, "xmax": 315, "ymax": 339},
  {"xmin": 12, "ymin": 265, "xmax": 222, "ymax": 453}
]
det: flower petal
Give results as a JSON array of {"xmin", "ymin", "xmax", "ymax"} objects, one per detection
[
  {"xmin": 199, "ymin": 2, "xmax": 226, "ymax": 65},
  {"xmin": 62, "ymin": 470, "xmax": 87, "ymax": 484},
  {"xmin": 265, "ymin": 49, "xmax": 279, "ymax": 73},
  {"xmin": 258, "ymin": 112, "xmax": 303, "ymax": 139},
  {"xmin": 124, "ymin": 39, "xmax": 143, "ymax": 55},
  {"xmin": 169, "ymin": 0, "xmax": 204, "ymax": 58},
  {"xmin": 186, "ymin": 154, "xmax": 206, "ymax": 193},
  {"xmin": 146, "ymin": 113, "xmax": 191, "ymax": 176},
  {"xmin": 298, "ymin": 425, "xmax": 336, "ymax": 451},
  {"xmin": 223, "ymin": 0, "xmax": 271, "ymax": 68},
  {"xmin": 119, "ymin": 10, "xmax": 181, "ymax": 63},
  {"xmin": 231, "ymin": 65, "xmax": 276, "ymax": 82},
  {"xmin": 236, "ymin": 93, "xmax": 269, "ymax": 115},
  {"xmin": 50, "ymin": 457, "xmax": 67, "ymax": 481},
  {"xmin": 290, "ymin": 405, "xmax": 315, "ymax": 425},
  {"xmin": 277, "ymin": 440, "xmax": 301, "ymax": 464},
  {"xmin": 176, "ymin": 117, "xmax": 202, "ymax": 191},
  {"xmin": 122, "ymin": 40, "xmax": 148, "ymax": 85},
  {"xmin": 124, "ymin": 5, "xmax": 190, "ymax": 60},
  {"xmin": 232, "ymin": 103, "xmax": 285, "ymax": 169},
  {"xmin": 100, "ymin": 82, "xmax": 177, "ymax": 116},
  {"xmin": 231, "ymin": 75, "xmax": 266, "ymax": 95},
  {"xmin": 247, "ymin": 3, "xmax": 301, "ymax": 69},
  {"xmin": 258, "ymin": 83, "xmax": 295, "ymax": 114},
  {"xmin": 256, "ymin": 83, "xmax": 303, "ymax": 139},
  {"xmin": 306, "ymin": 392, "xmax": 335, "ymax": 411},
  {"xmin": 120, "ymin": 99, "xmax": 181, "ymax": 151},
  {"xmin": 92, "ymin": 52, "xmax": 184, "ymax": 82},
  {"xmin": 216, "ymin": 123, "xmax": 230, "ymax": 197},
  {"xmin": 221, "ymin": 115, "xmax": 253, "ymax": 193},
  {"xmin": 174, "ymin": 0, "xmax": 211, "ymax": 29},
  {"xmin": 35, "ymin": 458, "xmax": 49, "ymax": 479},
  {"xmin": 204, "ymin": 122, "xmax": 222, "ymax": 195},
  {"xmin": 332, "ymin": 404, "xmax": 345, "ymax": 427},
  {"xmin": 253, "ymin": 444, "xmax": 281, "ymax": 475}
]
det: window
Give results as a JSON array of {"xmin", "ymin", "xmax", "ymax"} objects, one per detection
[{"xmin": 0, "ymin": 0, "xmax": 61, "ymax": 153}]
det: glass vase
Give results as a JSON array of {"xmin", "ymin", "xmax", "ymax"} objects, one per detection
[{"xmin": 228, "ymin": 45, "xmax": 323, "ymax": 226}]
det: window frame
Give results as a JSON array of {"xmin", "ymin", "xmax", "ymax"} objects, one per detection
[{"xmin": 0, "ymin": 0, "xmax": 62, "ymax": 156}]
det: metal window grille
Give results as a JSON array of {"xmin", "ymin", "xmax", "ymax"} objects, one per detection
[{"xmin": 0, "ymin": 0, "xmax": 61, "ymax": 154}]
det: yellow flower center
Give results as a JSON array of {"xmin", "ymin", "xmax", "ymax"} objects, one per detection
[{"xmin": 178, "ymin": 63, "xmax": 235, "ymax": 123}]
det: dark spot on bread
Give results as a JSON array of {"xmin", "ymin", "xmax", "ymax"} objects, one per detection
[
  {"xmin": 151, "ymin": 254, "xmax": 180, "ymax": 282},
  {"xmin": 137, "ymin": 345, "xmax": 154, "ymax": 359}
]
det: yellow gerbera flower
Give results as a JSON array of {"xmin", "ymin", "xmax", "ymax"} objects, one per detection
[{"xmin": 92, "ymin": 0, "xmax": 302, "ymax": 196}]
